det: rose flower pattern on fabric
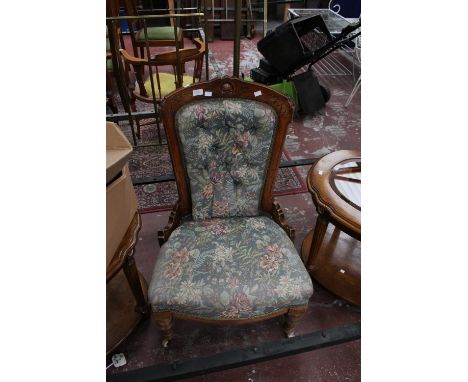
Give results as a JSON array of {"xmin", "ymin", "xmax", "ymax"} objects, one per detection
[
  {"xmin": 148, "ymin": 99, "xmax": 313, "ymax": 321},
  {"xmin": 149, "ymin": 217, "xmax": 313, "ymax": 320}
]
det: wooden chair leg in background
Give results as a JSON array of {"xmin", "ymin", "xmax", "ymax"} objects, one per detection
[
  {"xmin": 123, "ymin": 254, "xmax": 149, "ymax": 317},
  {"xmin": 106, "ymin": 71, "xmax": 119, "ymax": 114},
  {"xmin": 155, "ymin": 105, "xmax": 163, "ymax": 144},
  {"xmin": 168, "ymin": 0, "xmax": 175, "ymax": 27},
  {"xmin": 283, "ymin": 305, "xmax": 308, "ymax": 338},
  {"xmin": 283, "ymin": 3, "xmax": 290, "ymax": 22},
  {"xmin": 107, "ymin": 95, "xmax": 118, "ymax": 114},
  {"xmin": 129, "ymin": 100, "xmax": 141, "ymax": 139},
  {"xmin": 153, "ymin": 312, "xmax": 173, "ymax": 348}
]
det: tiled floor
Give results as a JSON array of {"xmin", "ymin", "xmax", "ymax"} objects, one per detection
[{"xmin": 107, "ymin": 33, "xmax": 361, "ymax": 381}]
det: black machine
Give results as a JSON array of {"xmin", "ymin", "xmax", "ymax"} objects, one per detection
[{"xmin": 251, "ymin": 15, "xmax": 361, "ymax": 113}]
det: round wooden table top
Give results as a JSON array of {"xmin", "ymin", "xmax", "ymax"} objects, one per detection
[{"xmin": 307, "ymin": 149, "xmax": 361, "ymax": 237}]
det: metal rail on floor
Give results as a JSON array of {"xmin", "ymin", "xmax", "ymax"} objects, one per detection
[
  {"xmin": 107, "ymin": 321, "xmax": 360, "ymax": 382},
  {"xmin": 132, "ymin": 157, "xmax": 317, "ymax": 186},
  {"xmin": 107, "ymin": 112, "xmax": 159, "ymax": 122},
  {"xmin": 106, "ymin": 113, "xmax": 319, "ymax": 186}
]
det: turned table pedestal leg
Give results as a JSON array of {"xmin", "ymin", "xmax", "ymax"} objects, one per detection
[{"xmin": 306, "ymin": 214, "xmax": 329, "ymax": 271}]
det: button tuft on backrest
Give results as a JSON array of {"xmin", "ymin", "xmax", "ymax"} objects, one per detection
[{"xmin": 175, "ymin": 98, "xmax": 278, "ymax": 220}]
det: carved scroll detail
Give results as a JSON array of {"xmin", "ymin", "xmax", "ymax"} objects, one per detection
[
  {"xmin": 157, "ymin": 202, "xmax": 181, "ymax": 247},
  {"xmin": 272, "ymin": 200, "xmax": 295, "ymax": 241}
]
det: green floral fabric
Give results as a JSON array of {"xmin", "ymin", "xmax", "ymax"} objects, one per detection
[
  {"xmin": 148, "ymin": 216, "xmax": 313, "ymax": 320},
  {"xmin": 175, "ymin": 99, "xmax": 278, "ymax": 220}
]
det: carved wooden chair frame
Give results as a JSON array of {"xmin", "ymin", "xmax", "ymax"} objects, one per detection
[
  {"xmin": 120, "ymin": 38, "xmax": 205, "ymax": 105},
  {"xmin": 153, "ymin": 77, "xmax": 308, "ymax": 346},
  {"xmin": 119, "ymin": 38, "xmax": 205, "ymax": 141},
  {"xmin": 121, "ymin": 0, "xmax": 185, "ymax": 59}
]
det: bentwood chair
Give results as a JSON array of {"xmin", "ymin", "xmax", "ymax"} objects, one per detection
[
  {"xmin": 122, "ymin": 0, "xmax": 184, "ymax": 59},
  {"xmin": 119, "ymin": 38, "xmax": 205, "ymax": 141},
  {"xmin": 148, "ymin": 77, "xmax": 314, "ymax": 347}
]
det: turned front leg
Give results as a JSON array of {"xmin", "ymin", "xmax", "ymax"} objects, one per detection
[
  {"xmin": 153, "ymin": 312, "xmax": 173, "ymax": 347},
  {"xmin": 283, "ymin": 306, "xmax": 308, "ymax": 338}
]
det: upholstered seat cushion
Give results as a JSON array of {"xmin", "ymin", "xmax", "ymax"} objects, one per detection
[
  {"xmin": 140, "ymin": 72, "xmax": 194, "ymax": 98},
  {"xmin": 135, "ymin": 26, "xmax": 182, "ymax": 41},
  {"xmin": 148, "ymin": 216, "xmax": 313, "ymax": 320}
]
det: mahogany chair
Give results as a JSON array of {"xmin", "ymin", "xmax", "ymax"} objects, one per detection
[
  {"xmin": 148, "ymin": 77, "xmax": 314, "ymax": 347},
  {"xmin": 122, "ymin": 0, "xmax": 184, "ymax": 59},
  {"xmin": 119, "ymin": 38, "xmax": 205, "ymax": 141}
]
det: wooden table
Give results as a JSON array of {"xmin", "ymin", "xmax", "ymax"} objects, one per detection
[
  {"xmin": 301, "ymin": 150, "xmax": 361, "ymax": 305},
  {"xmin": 107, "ymin": 213, "xmax": 149, "ymax": 354}
]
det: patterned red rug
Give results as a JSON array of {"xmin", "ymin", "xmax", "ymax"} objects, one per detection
[
  {"xmin": 112, "ymin": 37, "xmax": 360, "ymax": 213},
  {"xmin": 120, "ymin": 123, "xmax": 307, "ymax": 213}
]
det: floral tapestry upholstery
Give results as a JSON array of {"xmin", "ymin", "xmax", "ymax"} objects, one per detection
[
  {"xmin": 148, "ymin": 216, "xmax": 313, "ymax": 320},
  {"xmin": 175, "ymin": 99, "xmax": 278, "ymax": 220}
]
